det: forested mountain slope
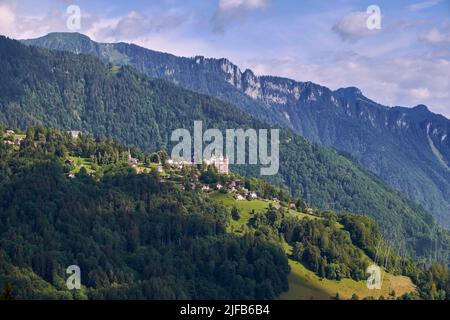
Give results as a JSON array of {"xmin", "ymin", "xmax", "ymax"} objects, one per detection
[
  {"xmin": 0, "ymin": 35, "xmax": 449, "ymax": 264},
  {"xmin": 22, "ymin": 32, "xmax": 450, "ymax": 228},
  {"xmin": 0, "ymin": 129, "xmax": 290, "ymax": 299},
  {"xmin": 1, "ymin": 127, "xmax": 448, "ymax": 300}
]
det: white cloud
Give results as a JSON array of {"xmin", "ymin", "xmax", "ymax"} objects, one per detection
[
  {"xmin": 218, "ymin": 0, "xmax": 268, "ymax": 11},
  {"xmin": 0, "ymin": 4, "xmax": 16, "ymax": 36},
  {"xmin": 87, "ymin": 10, "xmax": 188, "ymax": 43},
  {"xmin": 212, "ymin": 0, "xmax": 269, "ymax": 33},
  {"xmin": 419, "ymin": 27, "xmax": 450, "ymax": 45},
  {"xmin": 333, "ymin": 11, "xmax": 379, "ymax": 42},
  {"xmin": 408, "ymin": 0, "xmax": 441, "ymax": 11},
  {"xmin": 410, "ymin": 88, "xmax": 431, "ymax": 99}
]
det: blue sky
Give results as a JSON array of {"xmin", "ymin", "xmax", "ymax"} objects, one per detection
[{"xmin": 1, "ymin": 0, "xmax": 449, "ymax": 117}]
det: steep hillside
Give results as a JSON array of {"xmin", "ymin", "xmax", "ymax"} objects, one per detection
[
  {"xmin": 0, "ymin": 127, "xmax": 432, "ymax": 300},
  {"xmin": 22, "ymin": 32, "xmax": 450, "ymax": 228},
  {"xmin": 0, "ymin": 129, "xmax": 290, "ymax": 299},
  {"xmin": 210, "ymin": 192, "xmax": 417, "ymax": 300},
  {"xmin": 1, "ymin": 35, "xmax": 449, "ymax": 263}
]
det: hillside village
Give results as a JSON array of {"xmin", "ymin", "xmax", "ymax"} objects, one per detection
[
  {"xmin": 0, "ymin": 128, "xmax": 330, "ymax": 215},
  {"xmin": 132, "ymin": 152, "xmax": 260, "ymax": 202},
  {"xmin": 1, "ymin": 128, "xmax": 280, "ymax": 204}
]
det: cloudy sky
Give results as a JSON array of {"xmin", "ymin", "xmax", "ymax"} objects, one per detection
[{"xmin": 0, "ymin": 0, "xmax": 449, "ymax": 117}]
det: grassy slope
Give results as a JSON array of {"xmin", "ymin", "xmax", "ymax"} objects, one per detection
[
  {"xmin": 209, "ymin": 192, "xmax": 416, "ymax": 300},
  {"xmin": 281, "ymin": 259, "xmax": 415, "ymax": 300},
  {"xmin": 68, "ymin": 156, "xmax": 95, "ymax": 174}
]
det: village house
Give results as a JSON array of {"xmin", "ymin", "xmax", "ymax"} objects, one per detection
[
  {"xmin": 248, "ymin": 192, "xmax": 258, "ymax": 200},
  {"xmin": 234, "ymin": 194, "xmax": 245, "ymax": 201},
  {"xmin": 201, "ymin": 185, "xmax": 210, "ymax": 192},
  {"xmin": 5, "ymin": 129, "xmax": 15, "ymax": 135},
  {"xmin": 167, "ymin": 159, "xmax": 192, "ymax": 169},
  {"xmin": 215, "ymin": 183, "xmax": 223, "ymax": 190}
]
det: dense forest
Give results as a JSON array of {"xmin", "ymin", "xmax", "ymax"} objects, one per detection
[
  {"xmin": 0, "ymin": 36, "xmax": 449, "ymax": 265},
  {"xmin": 0, "ymin": 127, "xmax": 290, "ymax": 299},
  {"xmin": 0, "ymin": 127, "xmax": 449, "ymax": 299}
]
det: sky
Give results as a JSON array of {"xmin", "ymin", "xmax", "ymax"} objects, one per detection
[{"xmin": 0, "ymin": 0, "xmax": 449, "ymax": 117}]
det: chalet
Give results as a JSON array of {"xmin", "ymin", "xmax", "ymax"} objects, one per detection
[
  {"xmin": 68, "ymin": 173, "xmax": 75, "ymax": 179},
  {"xmin": 201, "ymin": 185, "xmax": 210, "ymax": 192},
  {"xmin": 64, "ymin": 159, "xmax": 74, "ymax": 165},
  {"xmin": 5, "ymin": 129, "xmax": 15, "ymax": 135},
  {"xmin": 248, "ymin": 192, "xmax": 258, "ymax": 200},
  {"xmin": 234, "ymin": 194, "xmax": 245, "ymax": 201},
  {"xmin": 215, "ymin": 183, "xmax": 223, "ymax": 190}
]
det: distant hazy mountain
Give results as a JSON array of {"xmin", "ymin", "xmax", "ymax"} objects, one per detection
[{"xmin": 22, "ymin": 32, "xmax": 450, "ymax": 229}]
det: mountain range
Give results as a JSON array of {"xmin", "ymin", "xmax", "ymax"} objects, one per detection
[
  {"xmin": 21, "ymin": 32, "xmax": 450, "ymax": 228},
  {"xmin": 1, "ymin": 34, "xmax": 449, "ymax": 264}
]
